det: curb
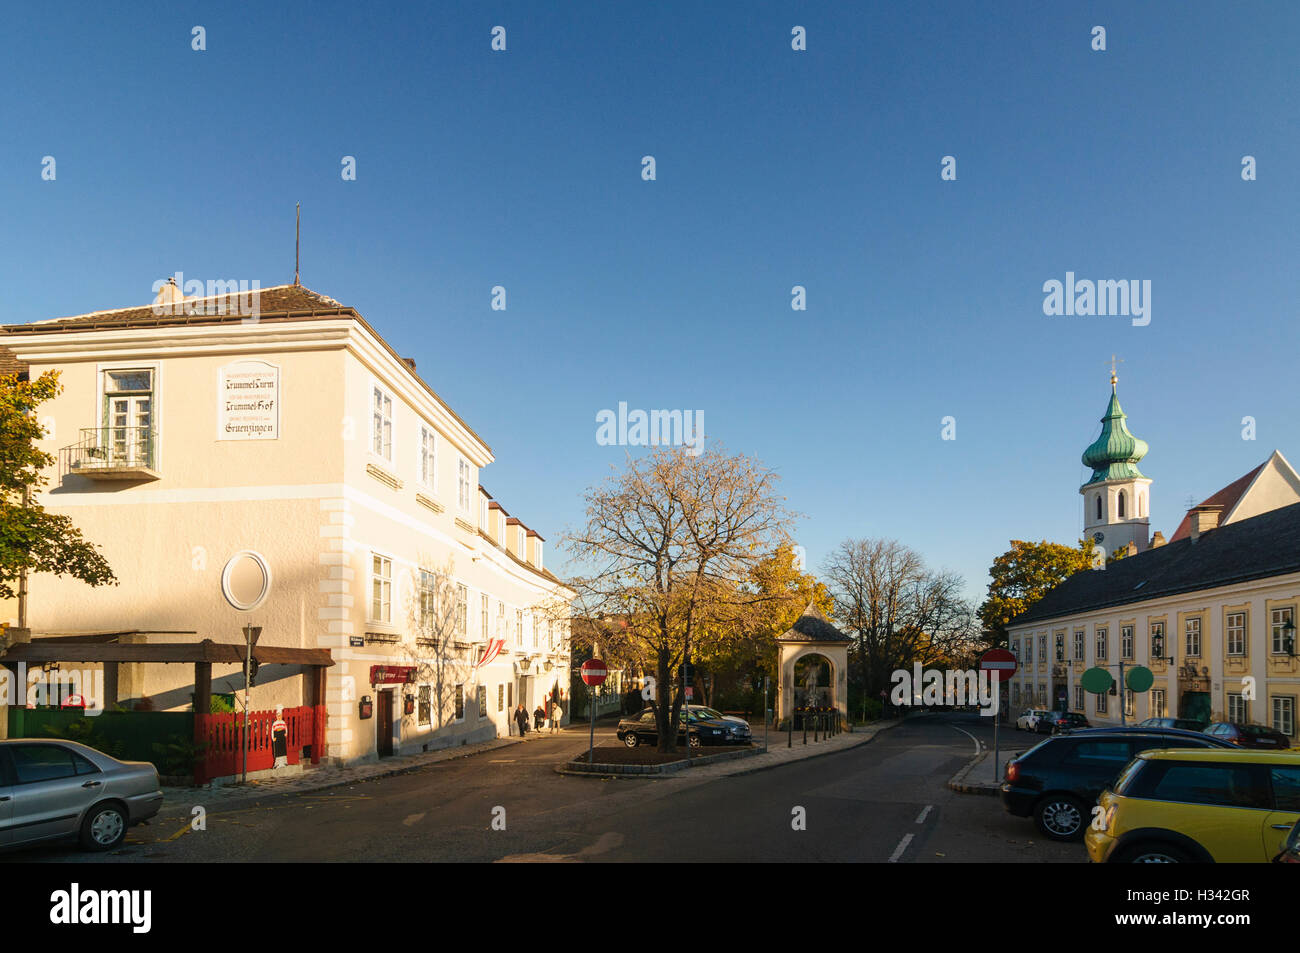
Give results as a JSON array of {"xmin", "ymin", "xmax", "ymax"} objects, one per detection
[
  {"xmin": 556, "ymin": 744, "xmax": 763, "ymax": 778},
  {"xmin": 947, "ymin": 749, "xmax": 1002, "ymax": 796}
]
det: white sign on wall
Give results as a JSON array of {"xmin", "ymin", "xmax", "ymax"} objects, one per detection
[{"xmin": 218, "ymin": 360, "xmax": 280, "ymax": 440}]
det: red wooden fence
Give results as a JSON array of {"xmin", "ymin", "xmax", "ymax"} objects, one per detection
[{"xmin": 194, "ymin": 705, "xmax": 324, "ymax": 784}]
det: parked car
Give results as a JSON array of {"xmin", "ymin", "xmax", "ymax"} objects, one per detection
[
  {"xmin": 615, "ymin": 708, "xmax": 743, "ymax": 748},
  {"xmin": 1001, "ymin": 727, "xmax": 1235, "ymax": 841},
  {"xmin": 1136, "ymin": 717, "xmax": 1206, "ymax": 731},
  {"xmin": 1016, "ymin": 709, "xmax": 1049, "ymax": 732},
  {"xmin": 1086, "ymin": 749, "xmax": 1300, "ymax": 862},
  {"xmin": 1042, "ymin": 711, "xmax": 1091, "ymax": 735},
  {"xmin": 0, "ymin": 739, "xmax": 164, "ymax": 853},
  {"xmin": 1275, "ymin": 816, "xmax": 1300, "ymax": 863},
  {"xmin": 687, "ymin": 706, "xmax": 752, "ymax": 740},
  {"xmin": 1202, "ymin": 721, "xmax": 1294, "ymax": 750}
]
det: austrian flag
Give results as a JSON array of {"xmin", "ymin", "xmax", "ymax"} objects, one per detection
[{"xmin": 477, "ymin": 639, "xmax": 505, "ymax": 667}]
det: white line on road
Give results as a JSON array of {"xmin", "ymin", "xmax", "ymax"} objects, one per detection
[
  {"xmin": 949, "ymin": 724, "xmax": 982, "ymax": 757},
  {"xmin": 915, "ymin": 805, "xmax": 932, "ymax": 824},
  {"xmin": 888, "ymin": 833, "xmax": 914, "ymax": 863}
]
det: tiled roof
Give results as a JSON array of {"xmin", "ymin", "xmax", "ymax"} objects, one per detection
[
  {"xmin": 777, "ymin": 602, "xmax": 851, "ymax": 642},
  {"xmin": 7, "ymin": 284, "xmax": 346, "ymax": 332},
  {"xmin": 1011, "ymin": 501, "xmax": 1300, "ymax": 626},
  {"xmin": 1168, "ymin": 463, "xmax": 1264, "ymax": 542}
]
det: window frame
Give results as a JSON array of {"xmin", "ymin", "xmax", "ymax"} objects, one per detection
[
  {"xmin": 371, "ymin": 385, "xmax": 394, "ymax": 462},
  {"xmin": 1185, "ymin": 617, "xmax": 1202, "ymax": 658},
  {"xmin": 1095, "ymin": 627, "xmax": 1108, "ymax": 661},
  {"xmin": 1121, "ymin": 624, "xmax": 1134, "ymax": 660},
  {"xmin": 1226, "ymin": 611, "xmax": 1247, "ymax": 656},
  {"xmin": 1273, "ymin": 695, "xmax": 1296, "ymax": 738},
  {"xmin": 1073, "ymin": 630, "xmax": 1085, "ymax": 662},
  {"xmin": 418, "ymin": 425, "xmax": 438, "ymax": 492},
  {"xmin": 370, "ymin": 552, "xmax": 393, "ymax": 624},
  {"xmin": 1272, "ymin": 607, "xmax": 1295, "ymax": 655}
]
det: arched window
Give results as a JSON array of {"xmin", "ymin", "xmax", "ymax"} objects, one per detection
[
  {"xmin": 1118, "ymin": 490, "xmax": 1127, "ymax": 519},
  {"xmin": 1095, "ymin": 495, "xmax": 1103, "ymax": 520}
]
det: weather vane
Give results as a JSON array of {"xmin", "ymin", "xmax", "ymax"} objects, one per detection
[{"xmin": 1107, "ymin": 354, "xmax": 1123, "ymax": 391}]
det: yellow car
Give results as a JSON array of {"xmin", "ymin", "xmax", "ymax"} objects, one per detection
[{"xmin": 1086, "ymin": 748, "xmax": 1300, "ymax": 863}]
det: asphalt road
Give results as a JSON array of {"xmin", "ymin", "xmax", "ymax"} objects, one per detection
[{"xmin": 6, "ymin": 713, "xmax": 1085, "ymax": 863}]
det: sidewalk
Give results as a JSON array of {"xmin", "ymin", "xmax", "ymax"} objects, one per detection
[
  {"xmin": 160, "ymin": 726, "xmax": 578, "ymax": 812},
  {"xmin": 683, "ymin": 715, "xmax": 917, "ymax": 780}
]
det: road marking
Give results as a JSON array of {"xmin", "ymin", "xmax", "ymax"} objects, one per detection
[
  {"xmin": 488, "ymin": 759, "xmax": 516, "ymax": 763},
  {"xmin": 949, "ymin": 724, "xmax": 982, "ymax": 757},
  {"xmin": 403, "ymin": 813, "xmax": 426, "ymax": 827},
  {"xmin": 915, "ymin": 805, "xmax": 932, "ymax": 824},
  {"xmin": 888, "ymin": 833, "xmax": 914, "ymax": 863}
]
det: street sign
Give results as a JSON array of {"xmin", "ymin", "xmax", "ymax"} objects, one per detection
[
  {"xmin": 1125, "ymin": 665, "xmax": 1154, "ymax": 693},
  {"xmin": 581, "ymin": 659, "xmax": 608, "ymax": 687},
  {"xmin": 979, "ymin": 648, "xmax": 1018, "ymax": 682},
  {"xmin": 1080, "ymin": 666, "xmax": 1114, "ymax": 693}
]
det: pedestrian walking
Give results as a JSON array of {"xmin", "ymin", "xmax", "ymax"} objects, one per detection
[
  {"xmin": 514, "ymin": 703, "xmax": 529, "ymax": 737},
  {"xmin": 533, "ymin": 704, "xmax": 545, "ymax": 731},
  {"xmin": 550, "ymin": 701, "xmax": 563, "ymax": 733}
]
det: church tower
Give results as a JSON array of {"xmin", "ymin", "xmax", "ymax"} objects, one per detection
[{"xmin": 1080, "ymin": 364, "xmax": 1151, "ymax": 558}]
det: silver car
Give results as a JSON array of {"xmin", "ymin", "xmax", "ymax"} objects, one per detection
[{"xmin": 0, "ymin": 738, "xmax": 164, "ymax": 852}]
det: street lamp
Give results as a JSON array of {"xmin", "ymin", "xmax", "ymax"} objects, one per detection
[{"xmin": 1283, "ymin": 619, "xmax": 1297, "ymax": 658}]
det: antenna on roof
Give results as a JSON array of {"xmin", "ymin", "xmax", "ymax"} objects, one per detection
[{"xmin": 294, "ymin": 202, "xmax": 301, "ymax": 286}]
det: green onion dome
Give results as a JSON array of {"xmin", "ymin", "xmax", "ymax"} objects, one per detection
[{"xmin": 1082, "ymin": 391, "xmax": 1147, "ymax": 486}]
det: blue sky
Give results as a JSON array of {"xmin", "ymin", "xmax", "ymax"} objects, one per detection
[{"xmin": 2, "ymin": 2, "xmax": 1296, "ymax": 602}]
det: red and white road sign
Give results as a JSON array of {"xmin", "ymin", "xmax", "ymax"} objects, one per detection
[
  {"xmin": 580, "ymin": 659, "xmax": 608, "ymax": 686},
  {"xmin": 979, "ymin": 648, "xmax": 1018, "ymax": 682}
]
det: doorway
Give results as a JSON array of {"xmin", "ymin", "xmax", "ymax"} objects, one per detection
[{"xmin": 377, "ymin": 690, "xmax": 394, "ymax": 757}]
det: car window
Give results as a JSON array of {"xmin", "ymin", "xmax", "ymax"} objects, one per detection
[
  {"xmin": 10, "ymin": 744, "xmax": 78, "ymax": 784},
  {"xmin": 640, "ymin": 711, "xmax": 657, "ymax": 723},
  {"xmin": 1271, "ymin": 767, "xmax": 1300, "ymax": 812},
  {"xmin": 72, "ymin": 752, "xmax": 101, "ymax": 776},
  {"xmin": 1062, "ymin": 740, "xmax": 1133, "ymax": 765},
  {"xmin": 1144, "ymin": 762, "xmax": 1271, "ymax": 809}
]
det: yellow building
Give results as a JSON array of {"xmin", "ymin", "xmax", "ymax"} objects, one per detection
[{"xmin": 0, "ymin": 281, "xmax": 574, "ymax": 764}]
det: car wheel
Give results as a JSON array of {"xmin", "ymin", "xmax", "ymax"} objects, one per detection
[
  {"xmin": 623, "ymin": 732, "xmax": 639, "ymax": 748},
  {"xmin": 1034, "ymin": 795, "xmax": 1086, "ymax": 841},
  {"xmin": 1118, "ymin": 844, "xmax": 1190, "ymax": 864},
  {"xmin": 688, "ymin": 735, "xmax": 702, "ymax": 749},
  {"xmin": 80, "ymin": 802, "xmax": 128, "ymax": 852}
]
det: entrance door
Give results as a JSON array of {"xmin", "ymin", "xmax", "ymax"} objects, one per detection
[{"xmin": 377, "ymin": 690, "xmax": 394, "ymax": 758}]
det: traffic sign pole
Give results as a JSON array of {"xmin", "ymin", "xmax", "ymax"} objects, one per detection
[
  {"xmin": 580, "ymin": 659, "xmax": 608, "ymax": 765},
  {"xmin": 993, "ymin": 677, "xmax": 999, "ymax": 783},
  {"xmin": 979, "ymin": 648, "xmax": 1019, "ymax": 786}
]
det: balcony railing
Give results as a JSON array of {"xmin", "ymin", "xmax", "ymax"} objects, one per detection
[{"xmin": 67, "ymin": 427, "xmax": 159, "ymax": 480}]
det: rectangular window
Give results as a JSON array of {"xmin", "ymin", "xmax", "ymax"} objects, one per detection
[
  {"xmin": 1011, "ymin": 638, "xmax": 1019, "ymax": 659},
  {"xmin": 458, "ymin": 458, "xmax": 472, "ymax": 512},
  {"xmin": 1037, "ymin": 685, "xmax": 1046, "ymax": 707},
  {"xmin": 517, "ymin": 609, "xmax": 525, "ymax": 647},
  {"xmin": 102, "ymin": 367, "xmax": 156, "ymax": 468},
  {"xmin": 1185, "ymin": 617, "xmax": 1201, "ymax": 657},
  {"xmin": 1096, "ymin": 627, "xmax": 1108, "ymax": 661},
  {"xmin": 1274, "ymin": 696, "xmax": 1296, "ymax": 738},
  {"xmin": 1096, "ymin": 690, "xmax": 1108, "ymax": 714},
  {"xmin": 1074, "ymin": 685, "xmax": 1084, "ymax": 710},
  {"xmin": 370, "ymin": 554, "xmax": 392, "ymax": 623},
  {"xmin": 497, "ymin": 684, "xmax": 504, "ymax": 713},
  {"xmin": 498, "ymin": 602, "xmax": 506, "ymax": 642},
  {"xmin": 418, "ymin": 685, "xmax": 431, "ymax": 726},
  {"xmin": 1038, "ymin": 635, "xmax": 1047, "ymax": 661},
  {"xmin": 1150, "ymin": 621, "xmax": 1165, "ymax": 658},
  {"xmin": 372, "ymin": 386, "xmax": 393, "ymax": 460},
  {"xmin": 418, "ymin": 570, "xmax": 437, "ymax": 634},
  {"xmin": 1151, "ymin": 689, "xmax": 1167, "ymax": 718},
  {"xmin": 1272, "ymin": 607, "xmax": 1295, "ymax": 655},
  {"xmin": 481, "ymin": 593, "xmax": 489, "ymax": 639},
  {"xmin": 507, "ymin": 682, "xmax": 513, "ymax": 709},
  {"xmin": 1124, "ymin": 689, "xmax": 1135, "ymax": 717},
  {"xmin": 1024, "ymin": 638, "xmax": 1032, "ymax": 663},
  {"xmin": 456, "ymin": 584, "xmax": 468, "ymax": 638},
  {"xmin": 454, "ymin": 684, "xmax": 465, "ymax": 721},
  {"xmin": 1121, "ymin": 625, "xmax": 1133, "ymax": 660},
  {"xmin": 1227, "ymin": 692, "xmax": 1247, "ymax": 725},
  {"xmin": 1012, "ymin": 683, "xmax": 1020, "ymax": 705},
  {"xmin": 477, "ymin": 685, "xmax": 487, "ymax": 719},
  {"xmin": 1073, "ymin": 631, "xmax": 1084, "ymax": 661},
  {"xmin": 1055, "ymin": 633, "xmax": 1065, "ymax": 662},
  {"xmin": 1226, "ymin": 612, "xmax": 1246, "ymax": 656},
  {"xmin": 419, "ymin": 426, "xmax": 437, "ymax": 490}
]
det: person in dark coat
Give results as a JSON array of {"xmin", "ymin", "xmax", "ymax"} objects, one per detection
[
  {"xmin": 514, "ymin": 703, "xmax": 529, "ymax": 736},
  {"xmin": 533, "ymin": 704, "xmax": 545, "ymax": 730}
]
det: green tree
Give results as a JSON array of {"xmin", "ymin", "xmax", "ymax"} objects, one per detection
[
  {"xmin": 978, "ymin": 539, "xmax": 1093, "ymax": 645},
  {"xmin": 0, "ymin": 371, "xmax": 116, "ymax": 601}
]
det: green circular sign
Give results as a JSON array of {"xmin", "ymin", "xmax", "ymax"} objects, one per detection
[
  {"xmin": 1126, "ymin": 665, "xmax": 1154, "ymax": 693},
  {"xmin": 1080, "ymin": 666, "xmax": 1115, "ymax": 694}
]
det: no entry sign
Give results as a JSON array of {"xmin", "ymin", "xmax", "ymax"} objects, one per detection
[
  {"xmin": 979, "ymin": 648, "xmax": 1018, "ymax": 683},
  {"xmin": 581, "ymin": 659, "xmax": 608, "ymax": 687}
]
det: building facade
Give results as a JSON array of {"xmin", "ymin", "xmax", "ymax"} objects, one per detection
[
  {"xmin": 0, "ymin": 282, "xmax": 573, "ymax": 764},
  {"xmin": 1007, "ymin": 379, "xmax": 1300, "ymax": 739}
]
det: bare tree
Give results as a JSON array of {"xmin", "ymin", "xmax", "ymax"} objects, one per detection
[
  {"xmin": 823, "ymin": 539, "xmax": 977, "ymax": 708},
  {"xmin": 562, "ymin": 446, "xmax": 795, "ymax": 752}
]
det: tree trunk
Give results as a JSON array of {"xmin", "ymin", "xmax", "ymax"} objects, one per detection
[{"xmin": 655, "ymin": 647, "xmax": 676, "ymax": 753}]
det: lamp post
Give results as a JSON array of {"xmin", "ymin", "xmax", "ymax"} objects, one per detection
[
  {"xmin": 1283, "ymin": 619, "xmax": 1297, "ymax": 658},
  {"xmin": 242, "ymin": 624, "xmax": 262, "ymax": 783}
]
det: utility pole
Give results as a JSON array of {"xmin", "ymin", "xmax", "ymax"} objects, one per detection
[{"xmin": 242, "ymin": 624, "xmax": 262, "ymax": 782}]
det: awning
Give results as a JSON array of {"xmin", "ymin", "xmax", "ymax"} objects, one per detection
[{"xmin": 370, "ymin": 665, "xmax": 417, "ymax": 685}]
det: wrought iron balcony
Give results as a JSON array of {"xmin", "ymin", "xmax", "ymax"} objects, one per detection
[{"xmin": 67, "ymin": 427, "xmax": 159, "ymax": 481}]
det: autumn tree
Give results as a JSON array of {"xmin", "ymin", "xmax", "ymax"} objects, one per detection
[
  {"xmin": 822, "ymin": 538, "xmax": 977, "ymax": 708},
  {"xmin": 562, "ymin": 446, "xmax": 795, "ymax": 752},
  {"xmin": 0, "ymin": 371, "xmax": 115, "ymax": 609},
  {"xmin": 978, "ymin": 539, "xmax": 1094, "ymax": 645}
]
